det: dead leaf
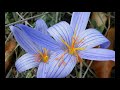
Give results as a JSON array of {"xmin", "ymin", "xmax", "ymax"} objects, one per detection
[
  {"xmin": 90, "ymin": 12, "xmax": 107, "ymax": 33},
  {"xmin": 88, "ymin": 61, "xmax": 114, "ymax": 78},
  {"xmin": 87, "ymin": 26, "xmax": 115, "ymax": 78},
  {"xmin": 105, "ymin": 27, "xmax": 115, "ymax": 50},
  {"xmin": 91, "ymin": 12, "xmax": 107, "ymax": 27},
  {"xmin": 5, "ymin": 38, "xmax": 16, "ymax": 74}
]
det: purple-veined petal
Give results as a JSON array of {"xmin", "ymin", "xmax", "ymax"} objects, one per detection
[
  {"xmin": 77, "ymin": 28, "xmax": 110, "ymax": 49},
  {"xmin": 55, "ymin": 54, "xmax": 76, "ymax": 78},
  {"xmin": 15, "ymin": 24, "xmax": 61, "ymax": 51},
  {"xmin": 46, "ymin": 50, "xmax": 76, "ymax": 78},
  {"xmin": 47, "ymin": 21, "xmax": 73, "ymax": 49},
  {"xmin": 34, "ymin": 19, "xmax": 52, "ymax": 55},
  {"xmin": 34, "ymin": 19, "xmax": 49, "ymax": 35},
  {"xmin": 15, "ymin": 53, "xmax": 39, "ymax": 73},
  {"xmin": 70, "ymin": 12, "xmax": 91, "ymax": 36},
  {"xmin": 9, "ymin": 26, "xmax": 41, "ymax": 54},
  {"xmin": 79, "ymin": 48, "xmax": 115, "ymax": 61},
  {"xmin": 37, "ymin": 62, "xmax": 49, "ymax": 78}
]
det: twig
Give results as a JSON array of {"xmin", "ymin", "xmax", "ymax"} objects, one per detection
[
  {"xmin": 79, "ymin": 62, "xmax": 83, "ymax": 78},
  {"xmin": 66, "ymin": 74, "xmax": 75, "ymax": 78},
  {"xmin": 16, "ymin": 12, "xmax": 33, "ymax": 27},
  {"xmin": 55, "ymin": 12, "xmax": 59, "ymax": 23},
  {"xmin": 75, "ymin": 65, "xmax": 78, "ymax": 77},
  {"xmin": 82, "ymin": 60, "xmax": 93, "ymax": 78},
  {"xmin": 82, "ymin": 61, "xmax": 97, "ymax": 78},
  {"xmin": 15, "ymin": 71, "xmax": 19, "ymax": 78},
  {"xmin": 67, "ymin": 12, "xmax": 72, "ymax": 15},
  {"xmin": 70, "ymin": 74, "xmax": 76, "ymax": 78},
  {"xmin": 6, "ymin": 67, "xmax": 12, "ymax": 78},
  {"xmin": 103, "ymin": 12, "xmax": 115, "ymax": 18},
  {"xmin": 26, "ymin": 68, "xmax": 34, "ymax": 78},
  {"xmin": 23, "ymin": 12, "xmax": 29, "ymax": 17},
  {"xmin": 5, "ymin": 32, "xmax": 12, "ymax": 45},
  {"xmin": 5, "ymin": 12, "xmax": 49, "ymax": 27}
]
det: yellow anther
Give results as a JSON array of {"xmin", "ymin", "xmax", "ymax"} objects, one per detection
[
  {"xmin": 75, "ymin": 47, "xmax": 85, "ymax": 51},
  {"xmin": 43, "ymin": 55, "xmax": 49, "ymax": 63},
  {"xmin": 69, "ymin": 48, "xmax": 76, "ymax": 55}
]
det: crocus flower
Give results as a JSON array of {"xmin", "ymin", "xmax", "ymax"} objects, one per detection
[
  {"xmin": 9, "ymin": 19, "xmax": 61, "ymax": 78},
  {"xmin": 17, "ymin": 12, "xmax": 115, "ymax": 78}
]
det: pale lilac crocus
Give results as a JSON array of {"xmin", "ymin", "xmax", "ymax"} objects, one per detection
[
  {"xmin": 9, "ymin": 19, "xmax": 61, "ymax": 78},
  {"xmin": 18, "ymin": 12, "xmax": 115, "ymax": 78}
]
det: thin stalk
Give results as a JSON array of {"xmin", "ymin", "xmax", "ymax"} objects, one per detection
[
  {"xmin": 6, "ymin": 67, "xmax": 12, "ymax": 78},
  {"xmin": 55, "ymin": 12, "xmax": 59, "ymax": 23},
  {"xmin": 103, "ymin": 12, "xmax": 115, "ymax": 18},
  {"xmin": 16, "ymin": 12, "xmax": 32, "ymax": 27},
  {"xmin": 67, "ymin": 12, "xmax": 72, "ymax": 15},
  {"xmin": 5, "ymin": 32, "xmax": 12, "ymax": 45},
  {"xmin": 79, "ymin": 62, "xmax": 83, "ymax": 78},
  {"xmin": 82, "ymin": 61, "xmax": 97, "ymax": 78},
  {"xmin": 5, "ymin": 12, "xmax": 49, "ymax": 27},
  {"xmin": 75, "ymin": 65, "xmax": 78, "ymax": 77},
  {"xmin": 70, "ymin": 74, "xmax": 76, "ymax": 78},
  {"xmin": 26, "ymin": 68, "xmax": 34, "ymax": 78},
  {"xmin": 23, "ymin": 12, "xmax": 29, "ymax": 17},
  {"xmin": 82, "ymin": 60, "xmax": 93, "ymax": 78}
]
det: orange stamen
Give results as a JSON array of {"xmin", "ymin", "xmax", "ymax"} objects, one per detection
[
  {"xmin": 58, "ymin": 59, "xmax": 66, "ymax": 67},
  {"xmin": 34, "ymin": 48, "xmax": 49, "ymax": 63},
  {"xmin": 74, "ymin": 51, "xmax": 83, "ymax": 63},
  {"xmin": 76, "ymin": 38, "xmax": 84, "ymax": 45},
  {"xmin": 34, "ymin": 54, "xmax": 41, "ymax": 62},
  {"xmin": 56, "ymin": 50, "xmax": 68, "ymax": 60}
]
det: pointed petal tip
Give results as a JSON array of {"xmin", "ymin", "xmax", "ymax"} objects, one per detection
[
  {"xmin": 80, "ymin": 48, "xmax": 115, "ymax": 62},
  {"xmin": 9, "ymin": 25, "xmax": 16, "ymax": 32},
  {"xmin": 36, "ymin": 19, "xmax": 44, "ymax": 23},
  {"xmin": 70, "ymin": 12, "xmax": 91, "ymax": 34}
]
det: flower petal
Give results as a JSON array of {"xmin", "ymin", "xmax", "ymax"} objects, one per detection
[
  {"xmin": 15, "ymin": 53, "xmax": 39, "ymax": 73},
  {"xmin": 46, "ymin": 51, "xmax": 76, "ymax": 78},
  {"xmin": 15, "ymin": 24, "xmax": 61, "ymax": 51},
  {"xmin": 79, "ymin": 48, "xmax": 115, "ymax": 61},
  {"xmin": 47, "ymin": 21, "xmax": 73, "ymax": 49},
  {"xmin": 77, "ymin": 28, "xmax": 110, "ymax": 49},
  {"xmin": 34, "ymin": 19, "xmax": 49, "ymax": 35},
  {"xmin": 70, "ymin": 12, "xmax": 91, "ymax": 36},
  {"xmin": 37, "ymin": 62, "xmax": 49, "ymax": 78},
  {"xmin": 9, "ymin": 26, "xmax": 40, "ymax": 54}
]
